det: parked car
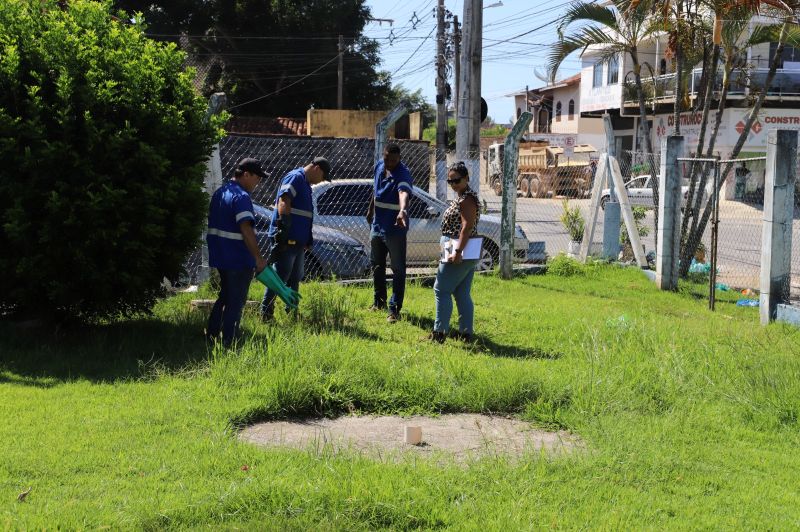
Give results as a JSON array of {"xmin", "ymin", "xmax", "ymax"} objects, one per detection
[
  {"xmin": 310, "ymin": 179, "xmax": 542, "ymax": 270},
  {"xmin": 252, "ymin": 203, "xmax": 370, "ymax": 280},
  {"xmin": 600, "ymin": 174, "xmax": 709, "ymax": 210}
]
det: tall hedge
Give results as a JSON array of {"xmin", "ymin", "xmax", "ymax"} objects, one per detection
[{"xmin": 0, "ymin": 0, "xmax": 222, "ymax": 320}]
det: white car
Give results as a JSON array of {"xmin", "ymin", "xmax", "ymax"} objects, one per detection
[
  {"xmin": 600, "ymin": 174, "xmax": 709, "ymax": 210},
  {"xmin": 311, "ymin": 179, "xmax": 542, "ymax": 270}
]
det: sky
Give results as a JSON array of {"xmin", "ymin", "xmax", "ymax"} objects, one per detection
[{"xmin": 363, "ymin": 0, "xmax": 582, "ymax": 124}]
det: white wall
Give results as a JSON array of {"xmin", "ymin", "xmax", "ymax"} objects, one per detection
[
  {"xmin": 551, "ymin": 84, "xmax": 580, "ymax": 134},
  {"xmin": 579, "ymin": 51, "xmax": 623, "ymax": 113}
]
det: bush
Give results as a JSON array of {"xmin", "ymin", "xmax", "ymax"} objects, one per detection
[
  {"xmin": 0, "ymin": 0, "xmax": 223, "ymax": 320},
  {"xmin": 547, "ymin": 254, "xmax": 585, "ymax": 277},
  {"xmin": 560, "ymin": 199, "xmax": 585, "ymax": 242}
]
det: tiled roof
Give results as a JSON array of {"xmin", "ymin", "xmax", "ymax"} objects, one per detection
[{"xmin": 226, "ymin": 116, "xmax": 307, "ymax": 136}]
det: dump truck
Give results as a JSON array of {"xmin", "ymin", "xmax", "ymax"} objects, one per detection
[{"xmin": 485, "ymin": 141, "xmax": 597, "ymax": 198}]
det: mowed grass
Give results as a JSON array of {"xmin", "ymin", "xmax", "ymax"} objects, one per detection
[{"xmin": 2, "ymin": 264, "xmax": 800, "ymax": 529}]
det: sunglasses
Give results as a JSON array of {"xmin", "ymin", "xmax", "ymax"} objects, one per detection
[{"xmin": 447, "ymin": 177, "xmax": 464, "ymax": 185}]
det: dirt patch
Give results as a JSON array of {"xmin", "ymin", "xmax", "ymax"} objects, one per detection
[{"xmin": 239, "ymin": 414, "xmax": 580, "ymax": 461}]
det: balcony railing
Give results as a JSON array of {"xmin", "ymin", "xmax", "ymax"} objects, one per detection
[{"xmin": 622, "ymin": 67, "xmax": 800, "ymax": 105}]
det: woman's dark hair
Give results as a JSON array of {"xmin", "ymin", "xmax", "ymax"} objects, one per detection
[{"xmin": 448, "ymin": 161, "xmax": 469, "ymax": 178}]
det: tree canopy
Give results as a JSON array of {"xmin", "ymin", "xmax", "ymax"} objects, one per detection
[
  {"xmin": 0, "ymin": 0, "xmax": 221, "ymax": 320},
  {"xmin": 114, "ymin": 0, "xmax": 395, "ymax": 116}
]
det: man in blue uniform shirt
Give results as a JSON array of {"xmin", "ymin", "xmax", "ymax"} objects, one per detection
[
  {"xmin": 366, "ymin": 143, "xmax": 412, "ymax": 323},
  {"xmin": 206, "ymin": 158, "xmax": 269, "ymax": 347},
  {"xmin": 260, "ymin": 156, "xmax": 331, "ymax": 321}
]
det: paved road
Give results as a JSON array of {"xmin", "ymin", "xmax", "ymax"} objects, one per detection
[{"xmin": 478, "ymin": 184, "xmax": 800, "ymax": 294}]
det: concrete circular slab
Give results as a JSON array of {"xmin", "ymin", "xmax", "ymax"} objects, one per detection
[{"xmin": 239, "ymin": 414, "xmax": 580, "ymax": 461}]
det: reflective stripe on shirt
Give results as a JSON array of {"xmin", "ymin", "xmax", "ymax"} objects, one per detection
[
  {"xmin": 207, "ymin": 228, "xmax": 243, "ymax": 241},
  {"xmin": 280, "ymin": 184, "xmax": 297, "ymax": 197},
  {"xmin": 235, "ymin": 211, "xmax": 254, "ymax": 222},
  {"xmin": 290, "ymin": 207, "xmax": 313, "ymax": 218},
  {"xmin": 375, "ymin": 200, "xmax": 400, "ymax": 211}
]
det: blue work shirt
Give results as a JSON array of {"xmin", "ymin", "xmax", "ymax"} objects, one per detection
[
  {"xmin": 268, "ymin": 168, "xmax": 313, "ymax": 246},
  {"xmin": 372, "ymin": 160, "xmax": 413, "ymax": 235},
  {"xmin": 207, "ymin": 181, "xmax": 256, "ymax": 270}
]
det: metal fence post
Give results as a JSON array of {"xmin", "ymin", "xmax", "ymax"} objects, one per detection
[
  {"xmin": 500, "ymin": 111, "xmax": 532, "ymax": 279},
  {"xmin": 656, "ymin": 135, "xmax": 684, "ymax": 290},
  {"xmin": 760, "ymin": 129, "xmax": 797, "ymax": 324},
  {"xmin": 198, "ymin": 92, "xmax": 227, "ymax": 284},
  {"xmin": 374, "ymin": 100, "xmax": 411, "ymax": 165}
]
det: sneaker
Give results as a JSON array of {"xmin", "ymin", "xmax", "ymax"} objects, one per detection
[
  {"xmin": 387, "ymin": 312, "xmax": 400, "ymax": 323},
  {"xmin": 427, "ymin": 331, "xmax": 445, "ymax": 343},
  {"xmin": 369, "ymin": 304, "xmax": 386, "ymax": 312}
]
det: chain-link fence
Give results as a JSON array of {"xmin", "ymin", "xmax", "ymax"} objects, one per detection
[
  {"xmin": 611, "ymin": 151, "xmax": 800, "ymax": 301},
  {"xmin": 183, "ymin": 126, "xmax": 800, "ymax": 301},
  {"xmin": 474, "ymin": 141, "xmax": 599, "ymax": 261}
]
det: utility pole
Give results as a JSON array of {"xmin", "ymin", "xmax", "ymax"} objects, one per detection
[
  {"xmin": 435, "ymin": 0, "xmax": 448, "ymax": 200},
  {"xmin": 457, "ymin": 0, "xmax": 483, "ymax": 192},
  {"xmin": 337, "ymin": 35, "xmax": 344, "ymax": 109},
  {"xmin": 456, "ymin": 1, "xmax": 473, "ymax": 188},
  {"xmin": 453, "ymin": 15, "xmax": 460, "ymax": 126}
]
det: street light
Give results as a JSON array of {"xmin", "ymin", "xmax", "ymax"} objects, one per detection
[{"xmin": 484, "ymin": 1, "xmax": 503, "ymax": 8}]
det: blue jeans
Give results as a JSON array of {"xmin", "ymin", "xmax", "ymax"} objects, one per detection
[
  {"xmin": 260, "ymin": 240, "xmax": 305, "ymax": 319},
  {"xmin": 370, "ymin": 231, "xmax": 407, "ymax": 313},
  {"xmin": 207, "ymin": 268, "xmax": 253, "ymax": 347},
  {"xmin": 434, "ymin": 254, "xmax": 479, "ymax": 335}
]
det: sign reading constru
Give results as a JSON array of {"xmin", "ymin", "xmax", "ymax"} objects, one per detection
[{"xmin": 653, "ymin": 108, "xmax": 800, "ymax": 152}]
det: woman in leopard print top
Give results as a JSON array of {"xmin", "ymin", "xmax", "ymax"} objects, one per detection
[{"xmin": 428, "ymin": 161, "xmax": 481, "ymax": 344}]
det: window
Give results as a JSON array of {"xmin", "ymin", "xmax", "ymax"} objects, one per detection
[
  {"xmin": 593, "ymin": 62, "xmax": 603, "ymax": 87},
  {"xmin": 568, "ymin": 99, "xmax": 575, "ymax": 120},
  {"xmin": 659, "ymin": 58, "xmax": 667, "ymax": 76},
  {"xmin": 607, "ymin": 55, "xmax": 619, "ymax": 84},
  {"xmin": 555, "ymin": 101, "xmax": 562, "ymax": 122},
  {"xmin": 770, "ymin": 42, "xmax": 800, "ymax": 68},
  {"xmin": 317, "ymin": 184, "xmax": 372, "ymax": 216}
]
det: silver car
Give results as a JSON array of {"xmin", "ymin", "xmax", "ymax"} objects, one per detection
[{"xmin": 311, "ymin": 179, "xmax": 539, "ymax": 270}]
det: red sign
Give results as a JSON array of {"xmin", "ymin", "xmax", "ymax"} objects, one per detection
[
  {"xmin": 735, "ymin": 121, "xmax": 746, "ymax": 135},
  {"xmin": 751, "ymin": 121, "xmax": 762, "ymax": 134}
]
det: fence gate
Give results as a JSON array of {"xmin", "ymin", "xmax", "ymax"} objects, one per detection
[{"xmin": 677, "ymin": 156, "xmax": 767, "ymax": 310}]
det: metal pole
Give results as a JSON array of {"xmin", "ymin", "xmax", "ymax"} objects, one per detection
[
  {"xmin": 709, "ymin": 158, "xmax": 720, "ymax": 310},
  {"xmin": 435, "ymin": 0, "xmax": 448, "ymax": 200},
  {"xmin": 500, "ymin": 112, "xmax": 533, "ymax": 279},
  {"xmin": 338, "ymin": 35, "xmax": 344, "ymax": 110}
]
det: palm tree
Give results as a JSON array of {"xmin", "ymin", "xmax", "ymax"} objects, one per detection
[
  {"xmin": 549, "ymin": 0, "xmax": 664, "ymax": 156},
  {"xmin": 548, "ymin": 0, "xmax": 665, "ymax": 248},
  {"xmin": 678, "ymin": 3, "xmax": 800, "ymax": 276}
]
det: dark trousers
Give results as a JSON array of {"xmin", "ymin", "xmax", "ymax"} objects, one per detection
[
  {"xmin": 207, "ymin": 268, "xmax": 253, "ymax": 347},
  {"xmin": 370, "ymin": 231, "xmax": 407, "ymax": 313},
  {"xmin": 260, "ymin": 240, "xmax": 305, "ymax": 319}
]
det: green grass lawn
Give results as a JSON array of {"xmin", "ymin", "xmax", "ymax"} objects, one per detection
[{"xmin": 2, "ymin": 264, "xmax": 800, "ymax": 529}]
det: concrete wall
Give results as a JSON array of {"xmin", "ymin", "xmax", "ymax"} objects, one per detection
[
  {"xmin": 307, "ymin": 109, "xmax": 394, "ymax": 138},
  {"xmin": 408, "ymin": 112, "xmax": 423, "ymax": 140}
]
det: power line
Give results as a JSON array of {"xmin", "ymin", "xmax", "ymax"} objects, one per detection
[
  {"xmin": 227, "ymin": 54, "xmax": 340, "ymax": 111},
  {"xmin": 391, "ymin": 24, "xmax": 436, "ymax": 77}
]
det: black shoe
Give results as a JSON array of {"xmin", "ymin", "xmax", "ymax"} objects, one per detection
[
  {"xmin": 456, "ymin": 331, "xmax": 476, "ymax": 343},
  {"xmin": 427, "ymin": 331, "xmax": 445, "ymax": 343},
  {"xmin": 387, "ymin": 311, "xmax": 400, "ymax": 323}
]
